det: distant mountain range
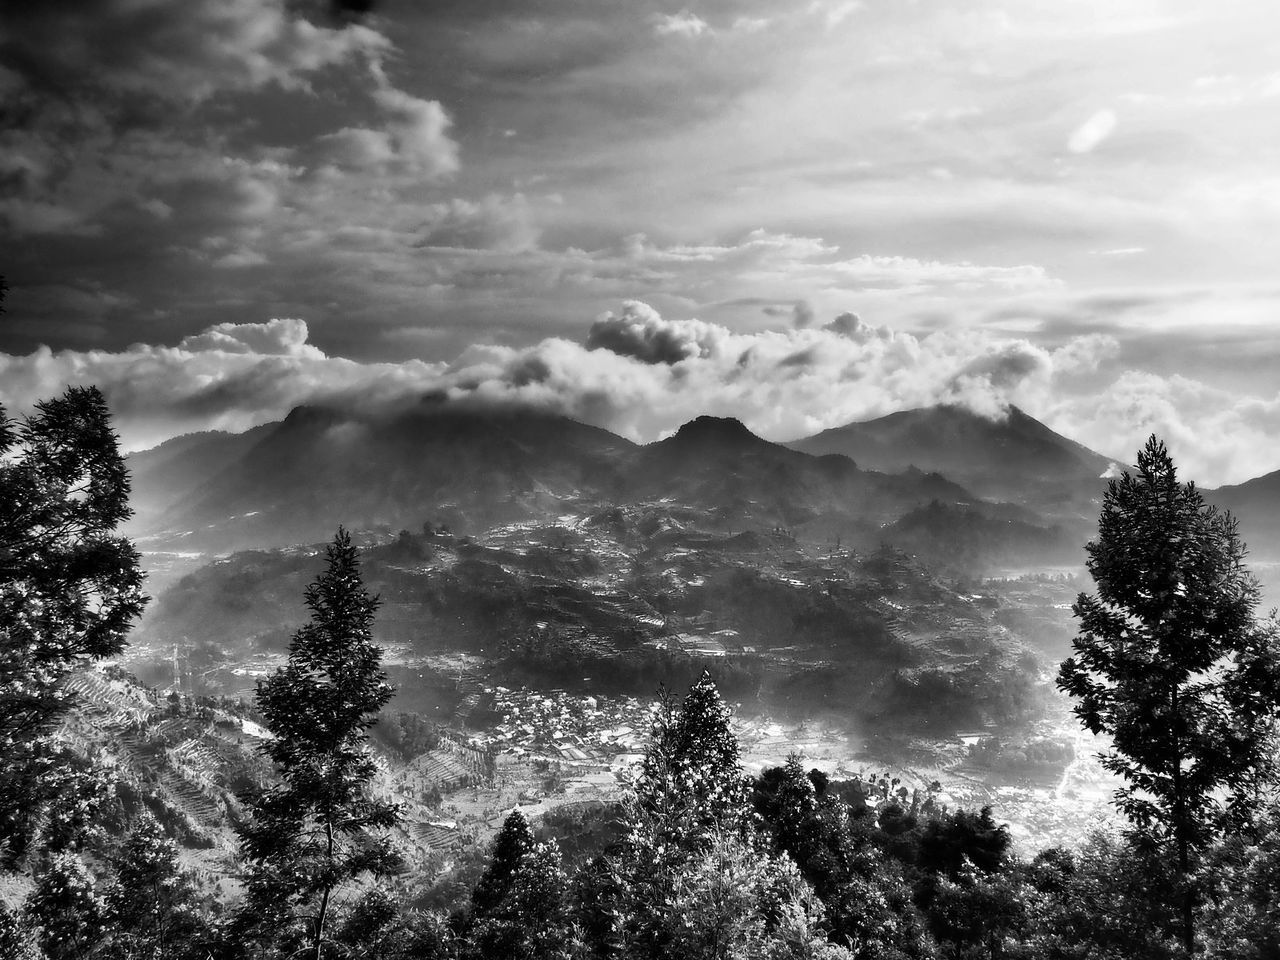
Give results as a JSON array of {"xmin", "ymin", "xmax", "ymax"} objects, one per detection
[
  {"xmin": 123, "ymin": 401, "xmax": 1280, "ymax": 565},
  {"xmin": 786, "ymin": 404, "xmax": 1121, "ymax": 523},
  {"xmin": 1206, "ymin": 468, "xmax": 1280, "ymax": 561}
]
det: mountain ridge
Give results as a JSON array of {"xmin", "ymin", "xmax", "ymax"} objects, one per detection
[
  {"xmin": 127, "ymin": 401, "xmax": 1280, "ymax": 566},
  {"xmin": 786, "ymin": 404, "xmax": 1120, "ymax": 523},
  {"xmin": 126, "ymin": 403, "xmax": 1027, "ymax": 559}
]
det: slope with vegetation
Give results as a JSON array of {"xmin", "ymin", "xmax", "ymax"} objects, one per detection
[
  {"xmin": 133, "ymin": 504, "xmax": 1048, "ymax": 737},
  {"xmin": 6, "ymin": 388, "xmax": 1280, "ymax": 959}
]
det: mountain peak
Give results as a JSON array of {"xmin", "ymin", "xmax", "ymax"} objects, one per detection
[
  {"xmin": 786, "ymin": 403, "xmax": 1119, "ymax": 517},
  {"xmin": 670, "ymin": 415, "xmax": 762, "ymax": 444}
]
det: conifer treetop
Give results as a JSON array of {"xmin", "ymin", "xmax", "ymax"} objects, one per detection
[{"xmin": 237, "ymin": 528, "xmax": 400, "ymax": 960}]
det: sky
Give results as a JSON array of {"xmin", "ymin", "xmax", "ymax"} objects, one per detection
[{"xmin": 2, "ymin": 0, "xmax": 1279, "ymax": 486}]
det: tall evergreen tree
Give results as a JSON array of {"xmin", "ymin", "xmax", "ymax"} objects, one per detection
[
  {"xmin": 634, "ymin": 670, "xmax": 751, "ymax": 842},
  {"xmin": 578, "ymin": 673, "xmax": 854, "ymax": 960},
  {"xmin": 236, "ymin": 529, "xmax": 400, "ymax": 960},
  {"xmin": 1058, "ymin": 436, "xmax": 1280, "ymax": 954},
  {"xmin": 0, "ymin": 386, "xmax": 147, "ymax": 862},
  {"xmin": 467, "ymin": 818, "xmax": 577, "ymax": 960},
  {"xmin": 105, "ymin": 814, "xmax": 206, "ymax": 959},
  {"xmin": 469, "ymin": 810, "xmax": 536, "ymax": 921}
]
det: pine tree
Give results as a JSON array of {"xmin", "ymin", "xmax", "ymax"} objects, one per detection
[
  {"xmin": 469, "ymin": 810, "xmax": 536, "ymax": 921},
  {"xmin": 581, "ymin": 674, "xmax": 851, "ymax": 960},
  {"xmin": 236, "ymin": 529, "xmax": 400, "ymax": 960},
  {"xmin": 105, "ymin": 814, "xmax": 206, "ymax": 959},
  {"xmin": 756, "ymin": 754, "xmax": 820, "ymax": 856},
  {"xmin": 0, "ymin": 387, "xmax": 147, "ymax": 862},
  {"xmin": 1058, "ymin": 436, "xmax": 1280, "ymax": 954},
  {"xmin": 26, "ymin": 853, "xmax": 106, "ymax": 960},
  {"xmin": 468, "ymin": 825, "xmax": 577, "ymax": 960},
  {"xmin": 634, "ymin": 670, "xmax": 751, "ymax": 843}
]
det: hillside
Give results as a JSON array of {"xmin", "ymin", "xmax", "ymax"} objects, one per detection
[
  {"xmin": 132, "ymin": 507, "xmax": 1052, "ymax": 737},
  {"xmin": 126, "ymin": 402, "xmax": 636, "ymax": 552},
  {"xmin": 1207, "ymin": 467, "xmax": 1280, "ymax": 561},
  {"xmin": 787, "ymin": 404, "xmax": 1121, "ymax": 524},
  {"xmin": 125, "ymin": 404, "xmax": 1078, "ymax": 574},
  {"xmin": 125, "ymin": 423, "xmax": 278, "ymax": 526}
]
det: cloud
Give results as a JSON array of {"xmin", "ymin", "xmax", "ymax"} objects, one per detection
[
  {"xmin": 810, "ymin": 0, "xmax": 863, "ymax": 31},
  {"xmin": 177, "ymin": 318, "xmax": 321, "ymax": 357},
  {"xmin": 416, "ymin": 195, "xmax": 539, "ymax": 252},
  {"xmin": 1046, "ymin": 370, "xmax": 1280, "ymax": 487},
  {"xmin": 1068, "ymin": 109, "xmax": 1118, "ymax": 154},
  {"xmin": 1049, "ymin": 333, "xmax": 1121, "ymax": 375},
  {"xmin": 0, "ymin": 306, "xmax": 1134, "ymax": 461},
  {"xmin": 585, "ymin": 301, "xmax": 726, "ymax": 364},
  {"xmin": 0, "ymin": 0, "xmax": 459, "ymax": 267},
  {"xmin": 319, "ymin": 85, "xmax": 459, "ymax": 179},
  {"xmin": 824, "ymin": 312, "xmax": 882, "ymax": 341},
  {"xmin": 4, "ymin": 307, "xmax": 1278, "ymax": 486},
  {"xmin": 0, "ymin": 319, "xmax": 441, "ymax": 451},
  {"xmin": 2, "ymin": 0, "xmax": 390, "ymax": 109},
  {"xmin": 828, "ymin": 255, "xmax": 1053, "ymax": 291},
  {"xmin": 654, "ymin": 12, "xmax": 710, "ymax": 38},
  {"xmin": 792, "ymin": 301, "xmax": 816, "ymax": 328}
]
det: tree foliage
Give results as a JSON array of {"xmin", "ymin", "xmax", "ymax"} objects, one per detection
[
  {"xmin": 0, "ymin": 386, "xmax": 147, "ymax": 863},
  {"xmin": 26, "ymin": 853, "xmax": 106, "ymax": 960},
  {"xmin": 235, "ymin": 529, "xmax": 400, "ymax": 959},
  {"xmin": 465, "ymin": 817, "xmax": 578, "ymax": 960},
  {"xmin": 104, "ymin": 814, "xmax": 208, "ymax": 959},
  {"xmin": 1058, "ymin": 435, "xmax": 1280, "ymax": 952},
  {"xmin": 633, "ymin": 670, "xmax": 752, "ymax": 843}
]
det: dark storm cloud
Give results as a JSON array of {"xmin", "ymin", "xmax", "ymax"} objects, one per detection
[{"xmin": 586, "ymin": 302, "xmax": 723, "ymax": 365}]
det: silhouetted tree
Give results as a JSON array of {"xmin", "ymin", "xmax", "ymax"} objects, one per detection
[
  {"xmin": 0, "ymin": 386, "xmax": 146, "ymax": 862},
  {"xmin": 1058, "ymin": 436, "xmax": 1280, "ymax": 953},
  {"xmin": 466, "ymin": 818, "xmax": 576, "ymax": 960},
  {"xmin": 236, "ymin": 529, "xmax": 400, "ymax": 960},
  {"xmin": 469, "ymin": 810, "xmax": 536, "ymax": 922},
  {"xmin": 918, "ymin": 807, "xmax": 1011, "ymax": 881}
]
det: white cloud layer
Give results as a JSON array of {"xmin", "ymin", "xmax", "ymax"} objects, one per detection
[
  {"xmin": 654, "ymin": 11, "xmax": 711, "ymax": 37},
  {"xmin": 1068, "ymin": 109, "xmax": 1118, "ymax": 154},
  {"xmin": 5, "ymin": 307, "xmax": 1273, "ymax": 487}
]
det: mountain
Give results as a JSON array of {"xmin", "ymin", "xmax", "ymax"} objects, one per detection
[
  {"xmin": 125, "ymin": 402, "xmax": 1091, "ymax": 575},
  {"xmin": 126, "ymin": 423, "xmax": 278, "ymax": 525},
  {"xmin": 1207, "ymin": 468, "xmax": 1280, "ymax": 561},
  {"xmin": 127, "ymin": 402, "xmax": 636, "ymax": 552},
  {"xmin": 786, "ymin": 404, "xmax": 1121, "ymax": 522},
  {"xmin": 628, "ymin": 415, "xmax": 980, "ymax": 535},
  {"xmin": 128, "ymin": 405, "xmax": 1011, "ymax": 555},
  {"xmin": 878, "ymin": 501, "xmax": 1081, "ymax": 576}
]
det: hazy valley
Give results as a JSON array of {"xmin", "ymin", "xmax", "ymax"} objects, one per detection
[{"xmin": 86, "ymin": 398, "xmax": 1280, "ymax": 876}]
